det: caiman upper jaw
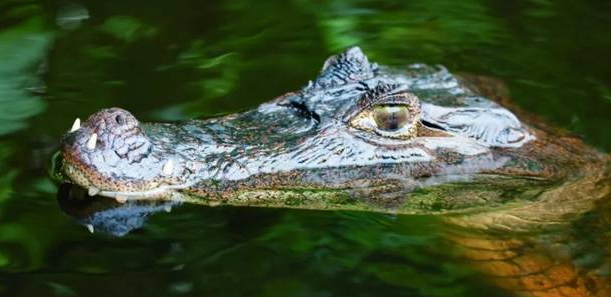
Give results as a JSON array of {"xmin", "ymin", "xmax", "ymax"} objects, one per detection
[
  {"xmin": 60, "ymin": 108, "xmax": 177, "ymax": 197},
  {"xmin": 67, "ymin": 108, "xmax": 152, "ymax": 163}
]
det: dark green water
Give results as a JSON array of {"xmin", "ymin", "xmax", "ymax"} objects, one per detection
[{"xmin": 1, "ymin": 0, "xmax": 611, "ymax": 296}]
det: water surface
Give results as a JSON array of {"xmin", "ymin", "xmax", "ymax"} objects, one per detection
[{"xmin": 1, "ymin": 0, "xmax": 611, "ymax": 296}]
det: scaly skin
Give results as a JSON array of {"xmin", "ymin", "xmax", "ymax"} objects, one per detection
[
  {"xmin": 57, "ymin": 47, "xmax": 611, "ymax": 296},
  {"xmin": 59, "ymin": 47, "xmax": 601, "ymax": 209}
]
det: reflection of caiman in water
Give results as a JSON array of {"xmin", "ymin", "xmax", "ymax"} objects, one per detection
[{"xmin": 56, "ymin": 47, "xmax": 611, "ymax": 296}]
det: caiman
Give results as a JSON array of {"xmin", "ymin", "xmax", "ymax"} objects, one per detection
[{"xmin": 56, "ymin": 47, "xmax": 611, "ymax": 297}]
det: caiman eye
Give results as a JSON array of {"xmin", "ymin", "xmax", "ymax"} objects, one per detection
[
  {"xmin": 373, "ymin": 105, "xmax": 410, "ymax": 132},
  {"xmin": 349, "ymin": 102, "xmax": 420, "ymax": 140}
]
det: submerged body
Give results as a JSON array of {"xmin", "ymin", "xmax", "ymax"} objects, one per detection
[{"xmin": 57, "ymin": 47, "xmax": 611, "ymax": 296}]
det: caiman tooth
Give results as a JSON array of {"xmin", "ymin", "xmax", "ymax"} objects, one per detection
[
  {"xmin": 162, "ymin": 159, "xmax": 174, "ymax": 176},
  {"xmin": 88, "ymin": 187, "xmax": 100, "ymax": 196},
  {"xmin": 164, "ymin": 205, "xmax": 172, "ymax": 213},
  {"xmin": 115, "ymin": 195, "xmax": 127, "ymax": 204},
  {"xmin": 70, "ymin": 118, "xmax": 81, "ymax": 132},
  {"xmin": 86, "ymin": 224, "xmax": 94, "ymax": 233},
  {"xmin": 86, "ymin": 133, "xmax": 97, "ymax": 150}
]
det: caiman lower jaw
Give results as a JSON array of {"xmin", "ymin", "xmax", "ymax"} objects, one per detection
[
  {"xmin": 62, "ymin": 162, "xmax": 191, "ymax": 203},
  {"xmin": 61, "ymin": 155, "xmax": 550, "ymax": 214}
]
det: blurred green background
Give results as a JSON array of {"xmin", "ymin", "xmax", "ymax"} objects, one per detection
[{"xmin": 0, "ymin": 0, "xmax": 610, "ymax": 296}]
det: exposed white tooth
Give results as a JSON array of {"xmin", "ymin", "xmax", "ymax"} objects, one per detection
[
  {"xmin": 70, "ymin": 118, "xmax": 81, "ymax": 132},
  {"xmin": 86, "ymin": 133, "xmax": 98, "ymax": 150},
  {"xmin": 164, "ymin": 205, "xmax": 172, "ymax": 213},
  {"xmin": 88, "ymin": 187, "xmax": 100, "ymax": 196},
  {"xmin": 86, "ymin": 224, "xmax": 94, "ymax": 233},
  {"xmin": 162, "ymin": 159, "xmax": 174, "ymax": 175},
  {"xmin": 115, "ymin": 195, "xmax": 127, "ymax": 203}
]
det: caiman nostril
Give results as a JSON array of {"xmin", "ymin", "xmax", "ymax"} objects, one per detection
[{"xmin": 74, "ymin": 108, "xmax": 154, "ymax": 164}]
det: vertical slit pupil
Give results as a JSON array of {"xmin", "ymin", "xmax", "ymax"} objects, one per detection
[{"xmin": 373, "ymin": 105, "xmax": 409, "ymax": 132}]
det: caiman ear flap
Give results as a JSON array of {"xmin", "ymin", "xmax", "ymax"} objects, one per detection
[
  {"xmin": 420, "ymin": 103, "xmax": 535, "ymax": 148},
  {"xmin": 311, "ymin": 46, "xmax": 377, "ymax": 89}
]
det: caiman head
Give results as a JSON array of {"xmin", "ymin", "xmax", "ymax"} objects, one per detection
[{"xmin": 58, "ymin": 47, "xmax": 610, "ymax": 213}]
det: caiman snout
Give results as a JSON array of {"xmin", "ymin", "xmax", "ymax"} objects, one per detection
[
  {"xmin": 60, "ymin": 108, "xmax": 173, "ymax": 198},
  {"xmin": 64, "ymin": 108, "xmax": 152, "ymax": 164},
  {"xmin": 84, "ymin": 108, "xmax": 151, "ymax": 163}
]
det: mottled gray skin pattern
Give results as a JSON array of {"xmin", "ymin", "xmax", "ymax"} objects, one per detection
[{"xmin": 60, "ymin": 47, "xmax": 606, "ymax": 212}]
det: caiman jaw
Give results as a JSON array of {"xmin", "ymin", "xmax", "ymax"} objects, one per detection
[{"xmin": 60, "ymin": 108, "xmax": 189, "ymax": 202}]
